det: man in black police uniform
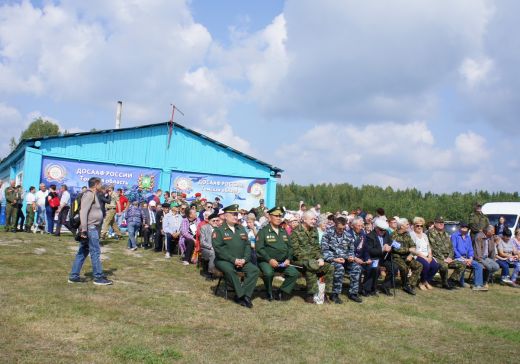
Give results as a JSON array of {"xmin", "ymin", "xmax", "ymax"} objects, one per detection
[
  {"xmin": 256, "ymin": 206, "xmax": 299, "ymax": 301},
  {"xmin": 213, "ymin": 204, "xmax": 259, "ymax": 308}
]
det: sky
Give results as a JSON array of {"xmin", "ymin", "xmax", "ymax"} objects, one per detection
[{"xmin": 0, "ymin": 0, "xmax": 519, "ymax": 193}]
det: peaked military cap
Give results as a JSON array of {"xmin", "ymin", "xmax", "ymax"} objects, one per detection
[
  {"xmin": 223, "ymin": 204, "xmax": 240, "ymax": 213},
  {"xmin": 434, "ymin": 216, "xmax": 444, "ymax": 223},
  {"xmin": 267, "ymin": 206, "xmax": 285, "ymax": 216}
]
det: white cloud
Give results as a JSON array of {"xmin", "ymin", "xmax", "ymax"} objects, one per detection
[
  {"xmin": 275, "ymin": 121, "xmax": 499, "ymax": 192},
  {"xmin": 459, "ymin": 57, "xmax": 494, "ymax": 88},
  {"xmin": 0, "ymin": 103, "xmax": 23, "ymax": 156},
  {"xmin": 201, "ymin": 124, "xmax": 253, "ymax": 154},
  {"xmin": 454, "ymin": 131, "xmax": 489, "ymax": 165},
  {"xmin": 255, "ymin": 0, "xmax": 492, "ymax": 122}
]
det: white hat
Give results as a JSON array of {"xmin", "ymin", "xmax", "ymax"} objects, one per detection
[
  {"xmin": 149, "ymin": 200, "xmax": 157, "ymax": 207},
  {"xmin": 374, "ymin": 218, "xmax": 389, "ymax": 230}
]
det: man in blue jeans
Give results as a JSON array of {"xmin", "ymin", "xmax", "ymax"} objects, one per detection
[
  {"xmin": 68, "ymin": 177, "xmax": 112, "ymax": 286},
  {"xmin": 451, "ymin": 222, "xmax": 487, "ymax": 291}
]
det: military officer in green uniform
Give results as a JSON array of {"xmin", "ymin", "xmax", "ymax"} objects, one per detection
[
  {"xmin": 213, "ymin": 204, "xmax": 259, "ymax": 308},
  {"xmin": 291, "ymin": 211, "xmax": 334, "ymax": 304},
  {"xmin": 391, "ymin": 218, "xmax": 423, "ymax": 295},
  {"xmin": 256, "ymin": 206, "xmax": 299, "ymax": 301},
  {"xmin": 469, "ymin": 202, "xmax": 489, "ymax": 243},
  {"xmin": 427, "ymin": 216, "xmax": 465, "ymax": 289},
  {"xmin": 253, "ymin": 199, "xmax": 268, "ymax": 220},
  {"xmin": 4, "ymin": 180, "xmax": 18, "ymax": 232}
]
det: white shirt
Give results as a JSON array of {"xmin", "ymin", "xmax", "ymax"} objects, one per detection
[
  {"xmin": 60, "ymin": 190, "xmax": 71, "ymax": 206},
  {"xmin": 35, "ymin": 190, "xmax": 48, "ymax": 207},
  {"xmin": 25, "ymin": 192, "xmax": 36, "ymax": 205},
  {"xmin": 410, "ymin": 231, "xmax": 430, "ymax": 256}
]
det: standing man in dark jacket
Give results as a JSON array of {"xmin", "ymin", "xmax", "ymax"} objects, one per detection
[{"xmin": 362, "ymin": 219, "xmax": 396, "ymax": 296}]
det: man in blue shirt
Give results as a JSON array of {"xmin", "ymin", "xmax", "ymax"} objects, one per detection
[{"xmin": 451, "ymin": 222, "xmax": 488, "ymax": 291}]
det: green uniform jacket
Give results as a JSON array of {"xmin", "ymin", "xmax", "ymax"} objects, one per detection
[
  {"xmin": 427, "ymin": 229, "xmax": 454, "ymax": 261},
  {"xmin": 290, "ymin": 225, "xmax": 323, "ymax": 262},
  {"xmin": 469, "ymin": 212, "xmax": 489, "ymax": 234},
  {"xmin": 256, "ymin": 224, "xmax": 293, "ymax": 262},
  {"xmin": 392, "ymin": 231, "xmax": 415, "ymax": 257},
  {"xmin": 212, "ymin": 221, "xmax": 251, "ymax": 264},
  {"xmin": 4, "ymin": 187, "xmax": 17, "ymax": 205}
]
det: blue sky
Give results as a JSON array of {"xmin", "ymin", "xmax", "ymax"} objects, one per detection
[{"xmin": 0, "ymin": 0, "xmax": 519, "ymax": 193}]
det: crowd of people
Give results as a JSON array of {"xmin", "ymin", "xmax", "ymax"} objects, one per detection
[{"xmin": 2, "ymin": 178, "xmax": 519, "ymax": 305}]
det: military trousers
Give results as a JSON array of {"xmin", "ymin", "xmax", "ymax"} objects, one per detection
[
  {"xmin": 25, "ymin": 207, "xmax": 35, "ymax": 230},
  {"xmin": 258, "ymin": 262, "xmax": 299, "ymax": 295},
  {"xmin": 101, "ymin": 209, "xmax": 121, "ymax": 237},
  {"xmin": 5, "ymin": 204, "xmax": 18, "ymax": 231},
  {"xmin": 215, "ymin": 260, "xmax": 259, "ymax": 299},
  {"xmin": 303, "ymin": 262, "xmax": 334, "ymax": 295},
  {"xmin": 393, "ymin": 255, "xmax": 423, "ymax": 287},
  {"xmin": 331, "ymin": 261, "xmax": 362, "ymax": 295},
  {"xmin": 437, "ymin": 259, "xmax": 465, "ymax": 283}
]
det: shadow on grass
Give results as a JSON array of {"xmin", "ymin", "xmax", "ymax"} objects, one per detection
[{"xmin": 85, "ymin": 268, "xmax": 118, "ymax": 279}]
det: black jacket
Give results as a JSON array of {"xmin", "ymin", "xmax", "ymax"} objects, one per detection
[{"xmin": 364, "ymin": 230, "xmax": 391, "ymax": 261}]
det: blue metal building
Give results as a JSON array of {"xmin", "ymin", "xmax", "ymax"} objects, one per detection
[{"xmin": 0, "ymin": 122, "xmax": 282, "ymax": 213}]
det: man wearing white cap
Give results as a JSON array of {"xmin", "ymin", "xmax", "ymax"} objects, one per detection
[{"xmin": 362, "ymin": 218, "xmax": 398, "ymax": 296}]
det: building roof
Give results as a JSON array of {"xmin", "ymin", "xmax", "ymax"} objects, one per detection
[{"xmin": 1, "ymin": 121, "xmax": 283, "ymax": 174}]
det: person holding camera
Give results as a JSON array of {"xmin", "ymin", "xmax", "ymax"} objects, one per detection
[{"xmin": 68, "ymin": 177, "xmax": 112, "ymax": 285}]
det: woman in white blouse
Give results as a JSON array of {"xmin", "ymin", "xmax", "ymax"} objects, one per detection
[{"xmin": 410, "ymin": 217, "xmax": 440, "ymax": 290}]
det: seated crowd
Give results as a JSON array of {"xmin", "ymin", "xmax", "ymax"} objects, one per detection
[{"xmin": 3, "ymin": 179, "xmax": 519, "ymax": 305}]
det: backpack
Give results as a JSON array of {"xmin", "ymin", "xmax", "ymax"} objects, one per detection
[
  {"xmin": 69, "ymin": 191, "xmax": 95, "ymax": 230},
  {"xmin": 69, "ymin": 192, "xmax": 84, "ymax": 229},
  {"xmin": 49, "ymin": 195, "xmax": 60, "ymax": 208}
]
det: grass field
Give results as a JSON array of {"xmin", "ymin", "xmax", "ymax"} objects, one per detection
[{"xmin": 0, "ymin": 232, "xmax": 519, "ymax": 364}]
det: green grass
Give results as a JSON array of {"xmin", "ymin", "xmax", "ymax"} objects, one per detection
[{"xmin": 0, "ymin": 232, "xmax": 519, "ymax": 363}]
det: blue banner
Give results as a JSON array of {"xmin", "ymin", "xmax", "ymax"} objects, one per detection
[
  {"xmin": 41, "ymin": 157, "xmax": 161, "ymax": 202},
  {"xmin": 170, "ymin": 171, "xmax": 267, "ymax": 210}
]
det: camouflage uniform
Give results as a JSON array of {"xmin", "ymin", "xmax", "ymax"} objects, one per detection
[
  {"xmin": 391, "ymin": 231, "xmax": 423, "ymax": 287},
  {"xmin": 469, "ymin": 212, "xmax": 489, "ymax": 243},
  {"xmin": 4, "ymin": 185, "xmax": 18, "ymax": 232},
  {"xmin": 321, "ymin": 227, "xmax": 361, "ymax": 296},
  {"xmin": 291, "ymin": 224, "xmax": 334, "ymax": 295},
  {"xmin": 427, "ymin": 228, "xmax": 465, "ymax": 282}
]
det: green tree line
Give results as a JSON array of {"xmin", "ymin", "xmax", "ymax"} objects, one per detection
[{"xmin": 276, "ymin": 182, "xmax": 520, "ymax": 222}]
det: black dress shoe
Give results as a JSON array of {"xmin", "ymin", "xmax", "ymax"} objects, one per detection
[
  {"xmin": 348, "ymin": 294, "xmax": 363, "ymax": 303},
  {"xmin": 360, "ymin": 290, "xmax": 370, "ymax": 297},
  {"xmin": 380, "ymin": 286, "xmax": 392, "ymax": 296},
  {"xmin": 403, "ymin": 285, "xmax": 416, "ymax": 295},
  {"xmin": 266, "ymin": 293, "xmax": 274, "ymax": 302},
  {"xmin": 442, "ymin": 282, "xmax": 454, "ymax": 290},
  {"xmin": 243, "ymin": 296, "xmax": 253, "ymax": 308},
  {"xmin": 330, "ymin": 293, "xmax": 343, "ymax": 304},
  {"xmin": 234, "ymin": 296, "xmax": 247, "ymax": 307},
  {"xmin": 448, "ymin": 279, "xmax": 460, "ymax": 289}
]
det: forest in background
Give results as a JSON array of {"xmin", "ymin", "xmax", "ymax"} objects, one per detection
[{"xmin": 276, "ymin": 183, "xmax": 520, "ymax": 222}]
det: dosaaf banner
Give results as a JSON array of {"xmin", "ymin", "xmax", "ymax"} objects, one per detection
[
  {"xmin": 41, "ymin": 157, "xmax": 161, "ymax": 201},
  {"xmin": 170, "ymin": 171, "xmax": 267, "ymax": 210}
]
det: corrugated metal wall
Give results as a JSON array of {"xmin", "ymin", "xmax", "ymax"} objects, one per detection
[{"xmin": 40, "ymin": 124, "xmax": 273, "ymax": 179}]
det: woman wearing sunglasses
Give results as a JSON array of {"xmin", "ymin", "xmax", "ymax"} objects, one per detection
[{"xmin": 410, "ymin": 217, "xmax": 439, "ymax": 290}]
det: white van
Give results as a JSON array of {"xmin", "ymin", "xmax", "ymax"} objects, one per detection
[{"xmin": 481, "ymin": 202, "xmax": 520, "ymax": 234}]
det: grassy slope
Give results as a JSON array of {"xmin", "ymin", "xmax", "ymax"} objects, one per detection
[{"xmin": 0, "ymin": 233, "xmax": 518, "ymax": 364}]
